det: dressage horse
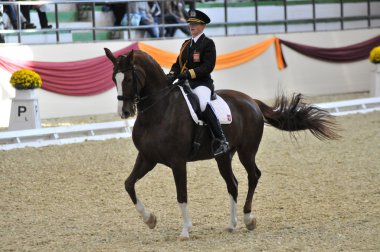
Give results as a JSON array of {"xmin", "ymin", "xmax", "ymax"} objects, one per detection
[{"xmin": 104, "ymin": 48, "xmax": 339, "ymax": 240}]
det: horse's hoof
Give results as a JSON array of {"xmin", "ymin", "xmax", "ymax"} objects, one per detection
[
  {"xmin": 225, "ymin": 227, "xmax": 236, "ymax": 233},
  {"xmin": 145, "ymin": 212, "xmax": 157, "ymax": 229},
  {"xmin": 245, "ymin": 217, "xmax": 257, "ymax": 230},
  {"xmin": 177, "ymin": 236, "xmax": 190, "ymax": 241}
]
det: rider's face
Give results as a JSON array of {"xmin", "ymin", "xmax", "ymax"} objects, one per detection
[{"xmin": 188, "ymin": 22, "xmax": 205, "ymax": 37}]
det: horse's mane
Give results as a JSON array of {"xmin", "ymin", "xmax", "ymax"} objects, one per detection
[{"xmin": 132, "ymin": 50, "xmax": 167, "ymax": 77}]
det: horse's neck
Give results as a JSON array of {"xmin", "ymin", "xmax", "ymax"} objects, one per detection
[{"xmin": 136, "ymin": 69, "xmax": 173, "ymax": 123}]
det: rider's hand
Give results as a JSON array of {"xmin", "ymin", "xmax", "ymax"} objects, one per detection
[
  {"xmin": 166, "ymin": 73, "xmax": 176, "ymax": 85},
  {"xmin": 177, "ymin": 71, "xmax": 190, "ymax": 81}
]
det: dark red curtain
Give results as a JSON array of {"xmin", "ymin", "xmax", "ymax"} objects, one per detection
[
  {"xmin": 0, "ymin": 43, "xmax": 139, "ymax": 96},
  {"xmin": 279, "ymin": 35, "xmax": 380, "ymax": 63}
]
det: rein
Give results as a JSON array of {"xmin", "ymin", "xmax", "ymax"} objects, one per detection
[{"xmin": 116, "ymin": 64, "xmax": 177, "ymax": 114}]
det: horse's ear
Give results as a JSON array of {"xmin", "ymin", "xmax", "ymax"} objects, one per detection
[
  {"xmin": 125, "ymin": 49, "xmax": 134, "ymax": 63},
  {"xmin": 104, "ymin": 48, "xmax": 116, "ymax": 65}
]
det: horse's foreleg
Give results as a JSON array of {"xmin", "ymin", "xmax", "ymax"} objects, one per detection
[
  {"xmin": 216, "ymin": 155, "xmax": 238, "ymax": 232},
  {"xmin": 171, "ymin": 163, "xmax": 192, "ymax": 240},
  {"xmin": 125, "ymin": 153, "xmax": 157, "ymax": 229}
]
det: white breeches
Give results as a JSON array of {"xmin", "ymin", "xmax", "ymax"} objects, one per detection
[{"xmin": 191, "ymin": 86, "xmax": 211, "ymax": 112}]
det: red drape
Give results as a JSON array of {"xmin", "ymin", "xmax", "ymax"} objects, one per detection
[
  {"xmin": 0, "ymin": 43, "xmax": 139, "ymax": 96},
  {"xmin": 279, "ymin": 35, "xmax": 380, "ymax": 63},
  {"xmin": 1, "ymin": 36, "xmax": 378, "ymax": 96}
]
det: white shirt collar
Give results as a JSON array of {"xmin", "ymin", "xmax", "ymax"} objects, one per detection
[{"xmin": 192, "ymin": 33, "xmax": 204, "ymax": 43}]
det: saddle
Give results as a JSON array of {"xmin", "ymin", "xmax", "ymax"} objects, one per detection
[{"xmin": 178, "ymin": 81, "xmax": 232, "ymax": 126}]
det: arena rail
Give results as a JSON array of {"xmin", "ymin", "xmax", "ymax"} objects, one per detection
[
  {"xmin": 0, "ymin": 119, "xmax": 135, "ymax": 150},
  {"xmin": 0, "ymin": 97, "xmax": 379, "ymax": 150},
  {"xmin": 316, "ymin": 97, "xmax": 380, "ymax": 116}
]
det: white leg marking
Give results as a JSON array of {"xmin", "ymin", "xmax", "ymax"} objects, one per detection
[
  {"xmin": 135, "ymin": 197, "xmax": 151, "ymax": 222},
  {"xmin": 244, "ymin": 213, "xmax": 253, "ymax": 225},
  {"xmin": 115, "ymin": 72, "xmax": 124, "ymax": 117},
  {"xmin": 244, "ymin": 212, "xmax": 257, "ymax": 230},
  {"xmin": 227, "ymin": 194, "xmax": 238, "ymax": 231},
  {"xmin": 178, "ymin": 203, "xmax": 192, "ymax": 239}
]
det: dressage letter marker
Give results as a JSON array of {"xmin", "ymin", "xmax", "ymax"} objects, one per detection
[
  {"xmin": 9, "ymin": 90, "xmax": 41, "ymax": 131},
  {"xmin": 18, "ymin": 106, "xmax": 27, "ymax": 117}
]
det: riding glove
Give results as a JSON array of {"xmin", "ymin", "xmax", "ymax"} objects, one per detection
[
  {"xmin": 166, "ymin": 73, "xmax": 176, "ymax": 85},
  {"xmin": 177, "ymin": 71, "xmax": 190, "ymax": 80}
]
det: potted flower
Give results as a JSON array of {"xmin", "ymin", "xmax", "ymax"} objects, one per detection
[
  {"xmin": 369, "ymin": 46, "xmax": 380, "ymax": 64},
  {"xmin": 369, "ymin": 46, "xmax": 380, "ymax": 97},
  {"xmin": 10, "ymin": 69, "xmax": 42, "ymax": 99},
  {"xmin": 10, "ymin": 69, "xmax": 42, "ymax": 90},
  {"xmin": 8, "ymin": 69, "xmax": 42, "ymax": 130}
]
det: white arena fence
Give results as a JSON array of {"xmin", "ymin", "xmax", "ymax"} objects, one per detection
[{"xmin": 1, "ymin": 97, "xmax": 379, "ymax": 151}]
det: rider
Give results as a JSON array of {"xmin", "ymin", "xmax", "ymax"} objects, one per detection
[{"xmin": 166, "ymin": 9, "xmax": 229, "ymax": 156}]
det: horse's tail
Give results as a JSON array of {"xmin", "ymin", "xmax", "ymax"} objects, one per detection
[{"xmin": 254, "ymin": 93, "xmax": 341, "ymax": 140}]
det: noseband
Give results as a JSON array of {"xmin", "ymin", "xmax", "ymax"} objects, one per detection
[{"xmin": 117, "ymin": 64, "xmax": 140, "ymax": 104}]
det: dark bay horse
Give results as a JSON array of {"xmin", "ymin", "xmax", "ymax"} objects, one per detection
[{"xmin": 104, "ymin": 48, "xmax": 340, "ymax": 240}]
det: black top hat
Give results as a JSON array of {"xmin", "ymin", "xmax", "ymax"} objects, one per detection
[{"xmin": 187, "ymin": 10, "xmax": 211, "ymax": 24}]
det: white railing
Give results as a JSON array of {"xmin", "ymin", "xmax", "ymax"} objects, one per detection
[
  {"xmin": 1, "ymin": 98, "xmax": 380, "ymax": 150},
  {"xmin": 0, "ymin": 118, "xmax": 135, "ymax": 150}
]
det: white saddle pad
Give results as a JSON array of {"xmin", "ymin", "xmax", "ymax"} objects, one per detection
[{"xmin": 178, "ymin": 86, "xmax": 232, "ymax": 126}]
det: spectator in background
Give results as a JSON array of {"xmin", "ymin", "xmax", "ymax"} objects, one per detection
[
  {"xmin": 163, "ymin": 0, "xmax": 190, "ymax": 37},
  {"xmin": 3, "ymin": 0, "xmax": 36, "ymax": 29},
  {"xmin": 0, "ymin": 4, "xmax": 5, "ymax": 43},
  {"xmin": 129, "ymin": 2, "xmax": 159, "ymax": 38},
  {"xmin": 107, "ymin": 3, "xmax": 126, "ymax": 27},
  {"xmin": 102, "ymin": 3, "xmax": 127, "ymax": 39},
  {"xmin": 20, "ymin": 1, "xmax": 52, "ymax": 29},
  {"xmin": 148, "ymin": 1, "xmax": 163, "ymax": 37}
]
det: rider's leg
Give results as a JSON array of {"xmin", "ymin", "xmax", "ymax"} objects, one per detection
[
  {"xmin": 202, "ymin": 103, "xmax": 229, "ymax": 156},
  {"xmin": 191, "ymin": 86, "xmax": 211, "ymax": 112},
  {"xmin": 192, "ymin": 86, "xmax": 229, "ymax": 156}
]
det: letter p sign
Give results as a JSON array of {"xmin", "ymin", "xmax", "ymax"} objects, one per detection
[{"xmin": 18, "ymin": 106, "xmax": 27, "ymax": 117}]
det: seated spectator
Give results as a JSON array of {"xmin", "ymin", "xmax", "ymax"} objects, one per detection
[
  {"xmin": 148, "ymin": 1, "xmax": 163, "ymax": 37},
  {"xmin": 3, "ymin": 0, "xmax": 36, "ymax": 29},
  {"xmin": 163, "ymin": 0, "xmax": 190, "ymax": 37},
  {"xmin": 0, "ymin": 5, "xmax": 4, "ymax": 43},
  {"xmin": 20, "ymin": 3, "xmax": 52, "ymax": 29},
  {"xmin": 103, "ymin": 3, "xmax": 127, "ymax": 39},
  {"xmin": 106, "ymin": 3, "xmax": 126, "ymax": 27},
  {"xmin": 129, "ymin": 2, "xmax": 159, "ymax": 38}
]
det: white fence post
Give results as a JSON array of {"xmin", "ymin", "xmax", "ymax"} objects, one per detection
[{"xmin": 370, "ymin": 64, "xmax": 380, "ymax": 97}]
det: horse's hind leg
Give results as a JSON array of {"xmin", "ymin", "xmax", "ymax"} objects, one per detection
[
  {"xmin": 125, "ymin": 152, "xmax": 157, "ymax": 229},
  {"xmin": 238, "ymin": 151, "xmax": 261, "ymax": 230},
  {"xmin": 215, "ymin": 153, "xmax": 238, "ymax": 232}
]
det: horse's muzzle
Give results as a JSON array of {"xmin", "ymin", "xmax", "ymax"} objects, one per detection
[{"xmin": 121, "ymin": 112, "xmax": 129, "ymax": 119}]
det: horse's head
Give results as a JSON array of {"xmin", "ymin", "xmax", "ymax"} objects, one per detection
[{"xmin": 105, "ymin": 48, "xmax": 147, "ymax": 118}]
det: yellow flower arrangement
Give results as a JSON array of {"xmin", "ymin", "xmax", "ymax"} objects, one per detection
[
  {"xmin": 10, "ymin": 69, "xmax": 43, "ymax": 90},
  {"xmin": 369, "ymin": 46, "xmax": 380, "ymax": 64}
]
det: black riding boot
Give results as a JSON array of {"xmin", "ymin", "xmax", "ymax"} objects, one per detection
[{"xmin": 203, "ymin": 103, "xmax": 229, "ymax": 156}]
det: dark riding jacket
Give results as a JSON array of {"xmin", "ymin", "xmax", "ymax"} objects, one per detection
[{"xmin": 169, "ymin": 33, "xmax": 216, "ymax": 91}]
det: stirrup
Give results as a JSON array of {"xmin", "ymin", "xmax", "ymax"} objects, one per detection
[{"xmin": 212, "ymin": 140, "xmax": 229, "ymax": 156}]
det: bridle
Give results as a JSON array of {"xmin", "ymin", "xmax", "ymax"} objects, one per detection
[
  {"xmin": 116, "ymin": 63, "xmax": 177, "ymax": 114},
  {"xmin": 116, "ymin": 64, "xmax": 140, "ymax": 104}
]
